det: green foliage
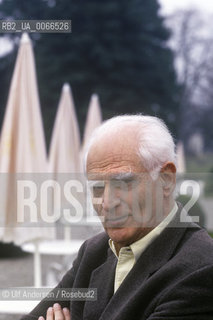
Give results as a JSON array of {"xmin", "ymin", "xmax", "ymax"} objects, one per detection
[
  {"xmin": 0, "ymin": 49, "xmax": 17, "ymax": 128},
  {"xmin": 186, "ymin": 153, "xmax": 213, "ymax": 173},
  {"xmin": 0, "ymin": 0, "xmax": 179, "ymax": 145},
  {"xmin": 204, "ymin": 167, "xmax": 213, "ymax": 197},
  {"xmin": 201, "ymin": 108, "xmax": 213, "ymax": 151}
]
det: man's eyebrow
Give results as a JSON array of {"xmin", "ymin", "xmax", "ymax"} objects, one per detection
[
  {"xmin": 110, "ymin": 172, "xmax": 136, "ymax": 180},
  {"xmin": 87, "ymin": 172, "xmax": 138, "ymax": 181},
  {"xmin": 88, "ymin": 180, "xmax": 105, "ymax": 187}
]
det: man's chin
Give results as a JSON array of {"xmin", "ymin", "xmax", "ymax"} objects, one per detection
[{"xmin": 106, "ymin": 227, "xmax": 133, "ymax": 244}]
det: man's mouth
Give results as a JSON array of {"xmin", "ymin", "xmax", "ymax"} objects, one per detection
[{"xmin": 105, "ymin": 214, "xmax": 131, "ymax": 226}]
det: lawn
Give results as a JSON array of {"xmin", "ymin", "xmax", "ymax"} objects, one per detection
[{"xmin": 186, "ymin": 153, "xmax": 213, "ymax": 173}]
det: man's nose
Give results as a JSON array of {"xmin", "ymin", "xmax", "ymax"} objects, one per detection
[{"xmin": 101, "ymin": 183, "xmax": 121, "ymax": 211}]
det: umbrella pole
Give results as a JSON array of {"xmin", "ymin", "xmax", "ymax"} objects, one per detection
[
  {"xmin": 34, "ymin": 240, "xmax": 42, "ymax": 287},
  {"xmin": 64, "ymin": 225, "xmax": 71, "ymax": 240}
]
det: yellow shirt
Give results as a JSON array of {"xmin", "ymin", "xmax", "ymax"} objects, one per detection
[{"xmin": 109, "ymin": 203, "xmax": 178, "ymax": 292}]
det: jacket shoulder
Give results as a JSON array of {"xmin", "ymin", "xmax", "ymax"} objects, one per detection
[{"xmin": 174, "ymin": 227, "xmax": 213, "ymax": 269}]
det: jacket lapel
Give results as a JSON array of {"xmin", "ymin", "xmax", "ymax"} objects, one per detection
[{"xmin": 83, "ymin": 249, "xmax": 117, "ymax": 320}]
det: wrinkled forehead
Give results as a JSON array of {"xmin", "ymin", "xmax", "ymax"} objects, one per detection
[
  {"xmin": 86, "ymin": 152, "xmax": 145, "ymax": 177},
  {"xmin": 86, "ymin": 129, "xmax": 144, "ymax": 174},
  {"xmin": 86, "ymin": 165, "xmax": 146, "ymax": 183}
]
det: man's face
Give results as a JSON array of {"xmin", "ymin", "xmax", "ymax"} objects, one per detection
[{"xmin": 86, "ymin": 128, "xmax": 165, "ymax": 250}]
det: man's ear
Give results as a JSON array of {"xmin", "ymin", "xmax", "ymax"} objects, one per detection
[{"xmin": 160, "ymin": 162, "xmax": 176, "ymax": 196}]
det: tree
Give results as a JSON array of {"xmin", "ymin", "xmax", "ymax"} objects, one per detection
[
  {"xmin": 166, "ymin": 9, "xmax": 213, "ymax": 151},
  {"xmin": 0, "ymin": 0, "xmax": 178, "ymax": 145}
]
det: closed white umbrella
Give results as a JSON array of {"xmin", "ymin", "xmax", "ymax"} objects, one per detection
[
  {"xmin": 0, "ymin": 33, "xmax": 53, "ymax": 285},
  {"xmin": 81, "ymin": 94, "xmax": 102, "ymax": 169},
  {"xmin": 82, "ymin": 94, "xmax": 102, "ymax": 148},
  {"xmin": 48, "ymin": 83, "xmax": 81, "ymax": 174},
  {"xmin": 0, "ymin": 34, "xmax": 46, "ymax": 175},
  {"xmin": 48, "ymin": 83, "xmax": 81, "ymax": 239}
]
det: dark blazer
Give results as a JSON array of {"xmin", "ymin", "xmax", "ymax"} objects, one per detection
[{"xmin": 21, "ymin": 205, "xmax": 213, "ymax": 320}]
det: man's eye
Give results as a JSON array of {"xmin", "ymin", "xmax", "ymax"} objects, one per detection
[
  {"xmin": 111, "ymin": 181, "xmax": 123, "ymax": 189},
  {"xmin": 111, "ymin": 179, "xmax": 135, "ymax": 190},
  {"xmin": 93, "ymin": 186, "xmax": 105, "ymax": 197}
]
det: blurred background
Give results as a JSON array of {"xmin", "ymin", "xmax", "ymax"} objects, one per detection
[
  {"xmin": 0, "ymin": 0, "xmax": 212, "ymax": 162},
  {"xmin": 0, "ymin": 0, "xmax": 212, "ymax": 317},
  {"xmin": 0, "ymin": 0, "xmax": 213, "ymax": 156}
]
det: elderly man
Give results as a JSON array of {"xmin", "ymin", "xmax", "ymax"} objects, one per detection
[{"xmin": 23, "ymin": 115, "xmax": 213, "ymax": 320}]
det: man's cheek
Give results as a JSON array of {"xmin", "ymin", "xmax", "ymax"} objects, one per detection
[{"xmin": 127, "ymin": 190, "xmax": 143, "ymax": 222}]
